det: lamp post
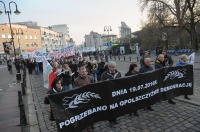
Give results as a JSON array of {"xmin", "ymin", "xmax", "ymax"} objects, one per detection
[
  {"xmin": 104, "ymin": 26, "xmax": 112, "ymax": 35},
  {"xmin": 104, "ymin": 26, "xmax": 112, "ymax": 48},
  {"xmin": 0, "ymin": 1, "xmax": 21, "ymax": 58},
  {"xmin": 12, "ymin": 28, "xmax": 23, "ymax": 56}
]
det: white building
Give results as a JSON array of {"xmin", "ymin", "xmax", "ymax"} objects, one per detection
[
  {"xmin": 40, "ymin": 27, "xmax": 62, "ymax": 51},
  {"xmin": 85, "ymin": 31, "xmax": 101, "ymax": 50},
  {"xmin": 50, "ymin": 24, "xmax": 70, "ymax": 47},
  {"xmin": 119, "ymin": 21, "xmax": 131, "ymax": 43}
]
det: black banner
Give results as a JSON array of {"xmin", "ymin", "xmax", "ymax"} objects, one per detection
[{"xmin": 49, "ymin": 65, "xmax": 193, "ymax": 132}]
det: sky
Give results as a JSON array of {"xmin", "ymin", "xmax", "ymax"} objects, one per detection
[{"xmin": 0, "ymin": 0, "xmax": 147, "ymax": 45}]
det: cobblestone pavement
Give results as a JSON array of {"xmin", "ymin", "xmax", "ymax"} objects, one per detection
[{"xmin": 29, "ymin": 53, "xmax": 200, "ymax": 132}]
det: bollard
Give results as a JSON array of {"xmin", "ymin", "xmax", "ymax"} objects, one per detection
[
  {"xmin": 19, "ymin": 103, "xmax": 28, "ymax": 126},
  {"xmin": 21, "ymin": 83, "xmax": 26, "ymax": 95},
  {"xmin": 118, "ymin": 56, "xmax": 120, "ymax": 60},
  {"xmin": 16, "ymin": 73, "xmax": 21, "ymax": 83},
  {"xmin": 114, "ymin": 56, "xmax": 116, "ymax": 60},
  {"xmin": 124, "ymin": 56, "xmax": 125, "ymax": 61},
  {"xmin": 23, "ymin": 78, "xmax": 26, "ymax": 87},
  {"xmin": 129, "ymin": 56, "xmax": 131, "ymax": 61},
  {"xmin": 18, "ymin": 91, "xmax": 23, "ymax": 107}
]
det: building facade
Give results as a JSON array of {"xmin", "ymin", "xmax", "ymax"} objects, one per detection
[
  {"xmin": 85, "ymin": 31, "xmax": 101, "ymax": 50},
  {"xmin": 119, "ymin": 21, "xmax": 131, "ymax": 43},
  {"xmin": 0, "ymin": 24, "xmax": 42, "ymax": 53},
  {"xmin": 50, "ymin": 24, "xmax": 70, "ymax": 47},
  {"xmin": 41, "ymin": 27, "xmax": 62, "ymax": 52}
]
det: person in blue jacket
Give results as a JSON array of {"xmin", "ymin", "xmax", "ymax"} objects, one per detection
[{"xmin": 176, "ymin": 54, "xmax": 190, "ymax": 100}]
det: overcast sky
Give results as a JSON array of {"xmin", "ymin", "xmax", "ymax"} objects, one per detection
[{"xmin": 0, "ymin": 0, "xmax": 147, "ymax": 45}]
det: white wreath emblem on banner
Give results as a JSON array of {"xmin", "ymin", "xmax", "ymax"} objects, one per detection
[
  {"xmin": 163, "ymin": 69, "xmax": 186, "ymax": 81},
  {"xmin": 63, "ymin": 92, "xmax": 101, "ymax": 109}
]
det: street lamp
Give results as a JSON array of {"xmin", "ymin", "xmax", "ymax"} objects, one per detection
[
  {"xmin": 0, "ymin": 1, "xmax": 21, "ymax": 58},
  {"xmin": 104, "ymin": 26, "xmax": 112, "ymax": 35},
  {"xmin": 104, "ymin": 26, "xmax": 112, "ymax": 48},
  {"xmin": 12, "ymin": 28, "xmax": 23, "ymax": 56}
]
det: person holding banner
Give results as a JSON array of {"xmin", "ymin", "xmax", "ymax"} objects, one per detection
[
  {"xmin": 162, "ymin": 50, "xmax": 173, "ymax": 66},
  {"xmin": 139, "ymin": 58, "xmax": 154, "ymax": 111},
  {"xmin": 45, "ymin": 78, "xmax": 65, "ymax": 121},
  {"xmin": 73, "ymin": 66, "xmax": 94, "ymax": 87},
  {"xmin": 89, "ymin": 56, "xmax": 98, "ymax": 82},
  {"xmin": 125, "ymin": 63, "xmax": 139, "ymax": 116},
  {"xmin": 176, "ymin": 54, "xmax": 190, "ymax": 100},
  {"xmin": 73, "ymin": 66, "xmax": 94, "ymax": 131},
  {"xmin": 155, "ymin": 54, "xmax": 176, "ymax": 105},
  {"xmin": 100, "ymin": 61, "xmax": 122, "ymax": 127}
]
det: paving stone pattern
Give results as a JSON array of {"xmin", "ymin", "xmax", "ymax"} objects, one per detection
[{"xmin": 30, "ymin": 63, "xmax": 200, "ymax": 132}]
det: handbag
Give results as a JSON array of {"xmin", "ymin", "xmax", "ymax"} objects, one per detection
[{"xmin": 44, "ymin": 96, "xmax": 50, "ymax": 104}]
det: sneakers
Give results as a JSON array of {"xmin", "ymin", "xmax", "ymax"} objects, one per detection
[
  {"xmin": 168, "ymin": 99, "xmax": 176, "ymax": 105},
  {"xmin": 133, "ymin": 111, "xmax": 139, "ymax": 116},
  {"xmin": 147, "ymin": 106, "xmax": 154, "ymax": 111},
  {"xmin": 184, "ymin": 95, "xmax": 190, "ymax": 100},
  {"xmin": 109, "ymin": 120, "xmax": 118, "ymax": 127}
]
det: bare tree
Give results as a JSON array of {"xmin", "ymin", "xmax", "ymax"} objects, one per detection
[{"xmin": 140, "ymin": 0, "xmax": 200, "ymax": 51}]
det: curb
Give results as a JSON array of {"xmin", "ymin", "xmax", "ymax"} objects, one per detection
[{"xmin": 27, "ymin": 72, "xmax": 40, "ymax": 132}]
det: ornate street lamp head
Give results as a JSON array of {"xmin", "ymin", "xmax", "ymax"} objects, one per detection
[{"xmin": 14, "ymin": 8, "xmax": 21, "ymax": 15}]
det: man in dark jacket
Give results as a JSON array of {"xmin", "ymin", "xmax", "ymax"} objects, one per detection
[
  {"xmin": 155, "ymin": 54, "xmax": 165, "ymax": 70},
  {"xmin": 162, "ymin": 50, "xmax": 173, "ymax": 66},
  {"xmin": 139, "ymin": 58, "xmax": 153, "ymax": 73},
  {"xmin": 58, "ymin": 63, "xmax": 73, "ymax": 91},
  {"xmin": 100, "ymin": 61, "xmax": 121, "ymax": 127},
  {"xmin": 139, "ymin": 58, "xmax": 154, "ymax": 111},
  {"xmin": 97, "ymin": 57, "xmax": 108, "ymax": 81},
  {"xmin": 73, "ymin": 66, "xmax": 94, "ymax": 87},
  {"xmin": 73, "ymin": 66, "xmax": 94, "ymax": 131}
]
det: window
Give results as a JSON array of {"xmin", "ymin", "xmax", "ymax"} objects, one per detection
[
  {"xmin": 26, "ymin": 44, "xmax": 29, "ymax": 47},
  {"xmin": 31, "ymin": 44, "xmax": 34, "ymax": 47},
  {"xmin": 30, "ymin": 36, "xmax": 33, "ymax": 39},
  {"xmin": 17, "ymin": 36, "xmax": 21, "ymax": 39},
  {"xmin": 34, "ymin": 36, "xmax": 37, "ymax": 39},
  {"xmin": 25, "ymin": 36, "xmax": 28, "ymax": 39},
  {"xmin": 35, "ymin": 44, "xmax": 38, "ymax": 47},
  {"xmin": 2, "ymin": 34, "xmax": 6, "ymax": 38},
  {"xmin": 8, "ymin": 35, "xmax": 11, "ymax": 38}
]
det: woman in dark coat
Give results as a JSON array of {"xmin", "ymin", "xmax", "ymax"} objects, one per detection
[
  {"xmin": 44, "ymin": 78, "xmax": 65, "ymax": 121},
  {"xmin": 125, "ymin": 63, "xmax": 139, "ymax": 116}
]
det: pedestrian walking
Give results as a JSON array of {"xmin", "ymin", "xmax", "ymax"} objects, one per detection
[
  {"xmin": 7, "ymin": 59, "xmax": 13, "ymax": 74},
  {"xmin": 44, "ymin": 78, "xmax": 65, "ymax": 121},
  {"xmin": 34, "ymin": 58, "xmax": 40, "ymax": 75},
  {"xmin": 97, "ymin": 57, "xmax": 108, "ymax": 81},
  {"xmin": 73, "ymin": 66, "xmax": 94, "ymax": 131},
  {"xmin": 176, "ymin": 54, "xmax": 190, "ymax": 100},
  {"xmin": 58, "ymin": 63, "xmax": 73, "ymax": 91},
  {"xmin": 125, "ymin": 63, "xmax": 139, "ymax": 116},
  {"xmin": 100, "ymin": 61, "xmax": 122, "ymax": 127},
  {"xmin": 162, "ymin": 50, "xmax": 173, "ymax": 66},
  {"xmin": 139, "ymin": 58, "xmax": 154, "ymax": 111}
]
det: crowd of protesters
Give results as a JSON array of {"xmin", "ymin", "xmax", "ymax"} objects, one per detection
[{"xmin": 5, "ymin": 48, "xmax": 192, "ymax": 131}]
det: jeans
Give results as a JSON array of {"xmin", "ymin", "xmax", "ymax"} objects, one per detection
[
  {"xmin": 63, "ymin": 84, "xmax": 73, "ymax": 91},
  {"xmin": 92, "ymin": 73, "xmax": 97, "ymax": 82},
  {"xmin": 35, "ymin": 64, "xmax": 39, "ymax": 75}
]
